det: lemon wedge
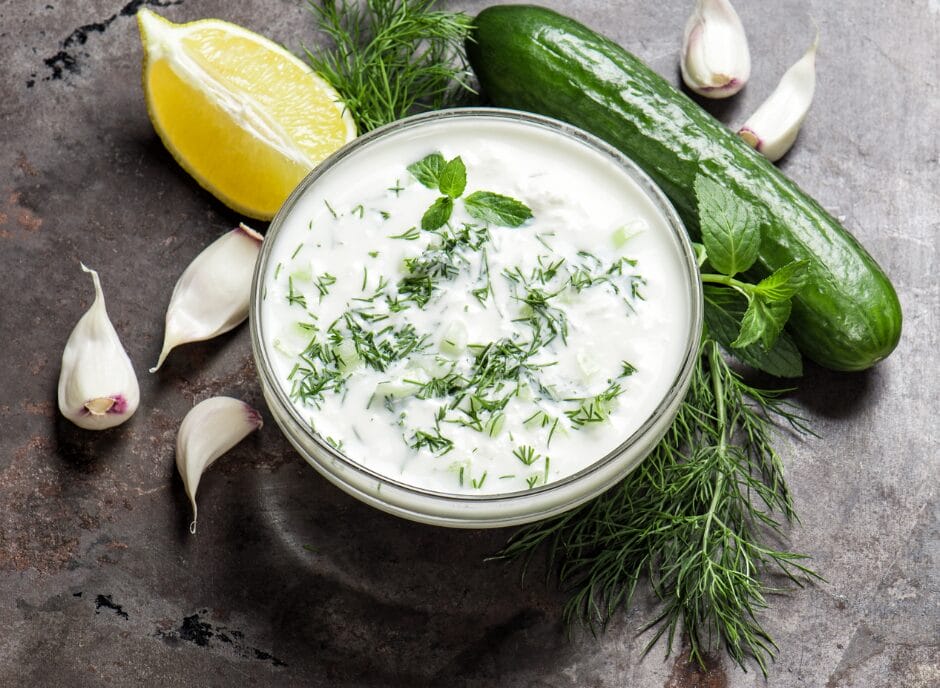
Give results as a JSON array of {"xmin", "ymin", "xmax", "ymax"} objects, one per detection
[{"xmin": 137, "ymin": 9, "xmax": 356, "ymax": 220}]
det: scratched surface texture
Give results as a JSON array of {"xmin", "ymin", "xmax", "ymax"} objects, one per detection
[{"xmin": 0, "ymin": 0, "xmax": 936, "ymax": 686}]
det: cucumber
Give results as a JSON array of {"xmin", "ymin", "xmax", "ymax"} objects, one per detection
[{"xmin": 467, "ymin": 5, "xmax": 901, "ymax": 371}]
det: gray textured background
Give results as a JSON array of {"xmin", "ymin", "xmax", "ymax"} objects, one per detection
[{"xmin": 0, "ymin": 1, "xmax": 937, "ymax": 686}]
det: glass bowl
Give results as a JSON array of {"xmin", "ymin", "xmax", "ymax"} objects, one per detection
[{"xmin": 249, "ymin": 108, "xmax": 703, "ymax": 528}]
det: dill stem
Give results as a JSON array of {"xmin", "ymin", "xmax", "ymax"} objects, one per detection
[{"xmin": 701, "ymin": 340, "xmax": 726, "ymax": 550}]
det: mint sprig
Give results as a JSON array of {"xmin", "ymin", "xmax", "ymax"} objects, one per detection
[
  {"xmin": 694, "ymin": 174, "xmax": 809, "ymax": 376},
  {"xmin": 407, "ymin": 153, "xmax": 533, "ymax": 229}
]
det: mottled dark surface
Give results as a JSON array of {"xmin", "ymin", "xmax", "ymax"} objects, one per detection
[{"xmin": 0, "ymin": 1, "xmax": 936, "ymax": 686}]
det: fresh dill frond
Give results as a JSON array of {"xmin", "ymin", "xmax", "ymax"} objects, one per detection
[
  {"xmin": 494, "ymin": 339, "xmax": 819, "ymax": 675},
  {"xmin": 307, "ymin": 0, "xmax": 476, "ymax": 132}
]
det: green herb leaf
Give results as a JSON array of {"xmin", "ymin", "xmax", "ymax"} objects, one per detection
[
  {"xmin": 464, "ymin": 191, "xmax": 533, "ymax": 227},
  {"xmin": 733, "ymin": 295, "xmax": 792, "ymax": 350},
  {"xmin": 407, "ymin": 152, "xmax": 446, "ymax": 189},
  {"xmin": 421, "ymin": 196, "xmax": 453, "ymax": 230},
  {"xmin": 752, "ymin": 260, "xmax": 810, "ymax": 301},
  {"xmin": 704, "ymin": 286, "xmax": 802, "ymax": 377},
  {"xmin": 695, "ymin": 175, "xmax": 760, "ymax": 276},
  {"xmin": 438, "ymin": 156, "xmax": 467, "ymax": 198}
]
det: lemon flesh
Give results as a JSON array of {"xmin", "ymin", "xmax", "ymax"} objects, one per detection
[{"xmin": 138, "ymin": 9, "xmax": 356, "ymax": 220}]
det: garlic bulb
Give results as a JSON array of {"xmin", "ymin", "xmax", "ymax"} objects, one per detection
[
  {"xmin": 738, "ymin": 34, "xmax": 818, "ymax": 162},
  {"xmin": 151, "ymin": 223, "xmax": 262, "ymax": 372},
  {"xmin": 176, "ymin": 396, "xmax": 263, "ymax": 533},
  {"xmin": 681, "ymin": 0, "xmax": 751, "ymax": 99},
  {"xmin": 58, "ymin": 264, "xmax": 140, "ymax": 430}
]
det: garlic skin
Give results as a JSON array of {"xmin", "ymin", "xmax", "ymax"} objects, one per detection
[
  {"xmin": 176, "ymin": 396, "xmax": 263, "ymax": 533},
  {"xmin": 151, "ymin": 223, "xmax": 262, "ymax": 372},
  {"xmin": 681, "ymin": 0, "xmax": 751, "ymax": 99},
  {"xmin": 58, "ymin": 264, "xmax": 140, "ymax": 430},
  {"xmin": 738, "ymin": 35, "xmax": 818, "ymax": 162}
]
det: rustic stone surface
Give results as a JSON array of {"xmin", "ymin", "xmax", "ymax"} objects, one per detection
[{"xmin": 0, "ymin": 1, "xmax": 936, "ymax": 686}]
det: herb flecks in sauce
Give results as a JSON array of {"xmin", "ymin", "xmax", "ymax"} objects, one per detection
[{"xmin": 265, "ymin": 138, "xmax": 684, "ymax": 494}]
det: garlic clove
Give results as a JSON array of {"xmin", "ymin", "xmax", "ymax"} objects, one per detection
[
  {"xmin": 681, "ymin": 0, "xmax": 751, "ymax": 99},
  {"xmin": 738, "ymin": 34, "xmax": 818, "ymax": 162},
  {"xmin": 151, "ymin": 223, "xmax": 263, "ymax": 372},
  {"xmin": 58, "ymin": 264, "xmax": 140, "ymax": 430},
  {"xmin": 176, "ymin": 396, "xmax": 263, "ymax": 533}
]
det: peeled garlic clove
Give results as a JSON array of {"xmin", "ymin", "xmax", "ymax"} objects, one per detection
[
  {"xmin": 58, "ymin": 264, "xmax": 140, "ymax": 430},
  {"xmin": 176, "ymin": 396, "xmax": 263, "ymax": 533},
  {"xmin": 738, "ymin": 34, "xmax": 818, "ymax": 162},
  {"xmin": 151, "ymin": 223, "xmax": 262, "ymax": 372},
  {"xmin": 681, "ymin": 0, "xmax": 751, "ymax": 99}
]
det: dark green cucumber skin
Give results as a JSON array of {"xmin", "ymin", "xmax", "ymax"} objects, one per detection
[{"xmin": 467, "ymin": 5, "xmax": 902, "ymax": 371}]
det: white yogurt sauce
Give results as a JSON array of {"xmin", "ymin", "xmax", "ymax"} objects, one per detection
[{"xmin": 261, "ymin": 118, "xmax": 691, "ymax": 495}]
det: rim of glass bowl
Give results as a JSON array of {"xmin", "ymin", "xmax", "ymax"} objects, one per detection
[{"xmin": 250, "ymin": 107, "xmax": 703, "ymax": 516}]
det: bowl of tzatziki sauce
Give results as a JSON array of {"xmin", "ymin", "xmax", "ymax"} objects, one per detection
[{"xmin": 250, "ymin": 108, "xmax": 702, "ymax": 527}]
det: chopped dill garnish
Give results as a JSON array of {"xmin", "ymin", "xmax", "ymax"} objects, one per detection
[
  {"xmin": 471, "ymin": 472, "xmax": 487, "ymax": 489},
  {"xmin": 286, "ymin": 276, "xmax": 307, "ymax": 308},
  {"xmin": 339, "ymin": 314, "xmax": 429, "ymax": 372},
  {"xmin": 410, "ymin": 428, "xmax": 454, "ymax": 454},
  {"xmin": 406, "ymin": 371, "xmax": 467, "ymax": 399},
  {"xmin": 535, "ymin": 232, "xmax": 555, "ymax": 252},
  {"xmin": 389, "ymin": 226, "xmax": 420, "ymax": 240},
  {"xmin": 314, "ymin": 272, "xmax": 337, "ymax": 300},
  {"xmin": 523, "ymin": 409, "xmax": 561, "ymax": 446},
  {"xmin": 512, "ymin": 445, "xmax": 540, "ymax": 466},
  {"xmin": 395, "ymin": 222, "xmax": 490, "ymax": 307},
  {"xmin": 564, "ymin": 382, "xmax": 623, "ymax": 428},
  {"xmin": 410, "ymin": 407, "xmax": 454, "ymax": 455}
]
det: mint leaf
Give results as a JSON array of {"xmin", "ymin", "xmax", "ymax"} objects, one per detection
[
  {"xmin": 733, "ymin": 295, "xmax": 792, "ymax": 350},
  {"xmin": 464, "ymin": 191, "xmax": 533, "ymax": 227},
  {"xmin": 407, "ymin": 153, "xmax": 446, "ymax": 189},
  {"xmin": 752, "ymin": 260, "xmax": 810, "ymax": 301},
  {"xmin": 421, "ymin": 196, "xmax": 453, "ymax": 230},
  {"xmin": 695, "ymin": 175, "xmax": 760, "ymax": 276},
  {"xmin": 438, "ymin": 156, "xmax": 467, "ymax": 198},
  {"xmin": 704, "ymin": 286, "xmax": 802, "ymax": 377}
]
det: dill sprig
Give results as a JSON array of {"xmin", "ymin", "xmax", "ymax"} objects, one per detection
[
  {"xmin": 307, "ymin": 0, "xmax": 475, "ymax": 132},
  {"xmin": 494, "ymin": 339, "xmax": 820, "ymax": 674}
]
